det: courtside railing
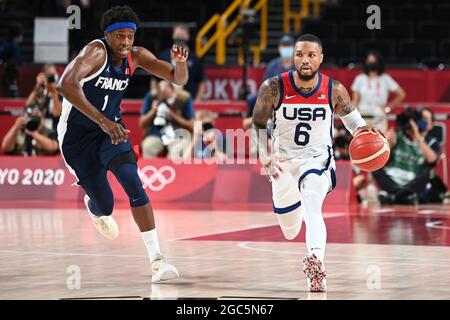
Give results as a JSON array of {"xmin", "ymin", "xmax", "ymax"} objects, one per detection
[
  {"xmin": 283, "ymin": 0, "xmax": 323, "ymax": 33},
  {"xmin": 196, "ymin": 0, "xmax": 267, "ymax": 66}
]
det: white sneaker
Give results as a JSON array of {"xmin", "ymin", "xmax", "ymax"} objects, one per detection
[
  {"xmin": 151, "ymin": 254, "xmax": 180, "ymax": 283},
  {"xmin": 302, "ymin": 253, "xmax": 327, "ymax": 292},
  {"xmin": 84, "ymin": 195, "xmax": 119, "ymax": 240}
]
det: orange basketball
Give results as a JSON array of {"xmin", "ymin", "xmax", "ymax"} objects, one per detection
[{"xmin": 349, "ymin": 130, "xmax": 390, "ymax": 172}]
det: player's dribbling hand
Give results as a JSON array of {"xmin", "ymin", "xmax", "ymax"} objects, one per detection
[
  {"xmin": 354, "ymin": 126, "xmax": 385, "ymax": 139},
  {"xmin": 170, "ymin": 44, "xmax": 188, "ymax": 63},
  {"xmin": 99, "ymin": 117, "xmax": 130, "ymax": 145}
]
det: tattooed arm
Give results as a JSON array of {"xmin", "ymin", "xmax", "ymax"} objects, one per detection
[
  {"xmin": 253, "ymin": 77, "xmax": 279, "ymax": 127},
  {"xmin": 252, "ymin": 77, "xmax": 282, "ymax": 180},
  {"xmin": 332, "ymin": 79, "xmax": 370, "ymax": 136},
  {"xmin": 333, "ymin": 80, "xmax": 359, "ymax": 117}
]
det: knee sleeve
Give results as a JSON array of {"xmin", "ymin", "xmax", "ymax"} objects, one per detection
[
  {"xmin": 111, "ymin": 158, "xmax": 149, "ymax": 207},
  {"xmin": 79, "ymin": 170, "xmax": 114, "ymax": 216},
  {"xmin": 300, "ymin": 173, "xmax": 329, "ymax": 206},
  {"xmin": 276, "ymin": 208, "xmax": 302, "ymax": 240}
]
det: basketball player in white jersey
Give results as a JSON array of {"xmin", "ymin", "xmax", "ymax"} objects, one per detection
[{"xmin": 252, "ymin": 34, "xmax": 380, "ymax": 292}]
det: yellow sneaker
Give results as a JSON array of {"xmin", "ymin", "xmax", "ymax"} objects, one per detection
[{"xmin": 84, "ymin": 195, "xmax": 119, "ymax": 240}]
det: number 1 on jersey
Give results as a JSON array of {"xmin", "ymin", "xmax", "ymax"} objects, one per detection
[{"xmin": 101, "ymin": 95, "xmax": 109, "ymax": 111}]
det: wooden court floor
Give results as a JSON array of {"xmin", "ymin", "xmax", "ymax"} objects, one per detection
[{"xmin": 1, "ymin": 203, "xmax": 450, "ymax": 300}]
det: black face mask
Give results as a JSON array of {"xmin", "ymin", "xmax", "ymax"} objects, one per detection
[
  {"xmin": 173, "ymin": 38, "xmax": 189, "ymax": 48},
  {"xmin": 365, "ymin": 62, "xmax": 378, "ymax": 71}
]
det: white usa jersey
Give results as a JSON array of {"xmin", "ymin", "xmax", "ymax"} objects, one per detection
[{"xmin": 272, "ymin": 71, "xmax": 334, "ymax": 160}]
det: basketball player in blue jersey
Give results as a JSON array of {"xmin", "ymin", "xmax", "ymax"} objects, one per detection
[
  {"xmin": 56, "ymin": 6, "xmax": 188, "ymax": 282},
  {"xmin": 252, "ymin": 34, "xmax": 381, "ymax": 292}
]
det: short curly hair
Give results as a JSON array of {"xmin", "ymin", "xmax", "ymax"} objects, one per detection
[{"xmin": 100, "ymin": 5, "xmax": 140, "ymax": 31}]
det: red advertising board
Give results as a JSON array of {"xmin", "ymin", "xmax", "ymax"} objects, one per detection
[
  {"xmin": 3, "ymin": 65, "xmax": 450, "ymax": 102},
  {"xmin": 203, "ymin": 67, "xmax": 450, "ymax": 102},
  {"xmin": 0, "ymin": 157, "xmax": 356, "ymax": 209}
]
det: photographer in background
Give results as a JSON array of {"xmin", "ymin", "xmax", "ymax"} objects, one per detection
[
  {"xmin": 156, "ymin": 24, "xmax": 206, "ymax": 102},
  {"xmin": 1, "ymin": 104, "xmax": 59, "ymax": 156},
  {"xmin": 373, "ymin": 107, "xmax": 442, "ymax": 204},
  {"xmin": 140, "ymin": 80, "xmax": 194, "ymax": 159},
  {"xmin": 26, "ymin": 64, "xmax": 62, "ymax": 130}
]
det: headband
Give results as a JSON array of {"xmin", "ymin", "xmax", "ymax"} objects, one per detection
[{"xmin": 105, "ymin": 22, "xmax": 137, "ymax": 33}]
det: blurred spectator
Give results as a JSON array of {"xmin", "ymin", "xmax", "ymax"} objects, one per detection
[
  {"xmin": 1, "ymin": 104, "xmax": 59, "ymax": 156},
  {"xmin": 26, "ymin": 64, "xmax": 62, "ymax": 130},
  {"xmin": 192, "ymin": 110, "xmax": 227, "ymax": 161},
  {"xmin": 0, "ymin": 23, "xmax": 23, "ymax": 64},
  {"xmin": 333, "ymin": 124, "xmax": 352, "ymax": 144},
  {"xmin": 373, "ymin": 107, "xmax": 444, "ymax": 204},
  {"xmin": 0, "ymin": 23, "xmax": 23, "ymax": 97},
  {"xmin": 156, "ymin": 24, "xmax": 206, "ymax": 101},
  {"xmin": 351, "ymin": 51, "xmax": 405, "ymax": 133},
  {"xmin": 140, "ymin": 80, "xmax": 194, "ymax": 159},
  {"xmin": 333, "ymin": 135, "xmax": 350, "ymax": 160},
  {"xmin": 263, "ymin": 34, "xmax": 294, "ymax": 81}
]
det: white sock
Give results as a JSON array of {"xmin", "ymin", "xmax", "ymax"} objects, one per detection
[
  {"xmin": 302, "ymin": 190, "xmax": 327, "ymax": 262},
  {"xmin": 141, "ymin": 229, "xmax": 161, "ymax": 262},
  {"xmin": 300, "ymin": 174, "xmax": 329, "ymax": 263}
]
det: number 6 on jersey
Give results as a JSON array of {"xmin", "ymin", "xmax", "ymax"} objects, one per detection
[{"xmin": 294, "ymin": 122, "xmax": 311, "ymax": 146}]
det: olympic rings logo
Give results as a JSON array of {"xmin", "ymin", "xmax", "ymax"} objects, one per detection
[{"xmin": 138, "ymin": 165, "xmax": 176, "ymax": 191}]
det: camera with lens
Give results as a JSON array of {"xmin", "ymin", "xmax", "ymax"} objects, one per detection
[
  {"xmin": 153, "ymin": 101, "xmax": 169, "ymax": 127},
  {"xmin": 46, "ymin": 74, "xmax": 56, "ymax": 84},
  {"xmin": 24, "ymin": 103, "xmax": 42, "ymax": 131},
  {"xmin": 396, "ymin": 107, "xmax": 427, "ymax": 135}
]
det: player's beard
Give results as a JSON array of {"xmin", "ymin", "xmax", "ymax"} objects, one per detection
[{"xmin": 296, "ymin": 68, "xmax": 318, "ymax": 81}]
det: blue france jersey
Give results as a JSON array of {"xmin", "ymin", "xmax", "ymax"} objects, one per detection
[{"xmin": 59, "ymin": 38, "xmax": 133, "ymax": 131}]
